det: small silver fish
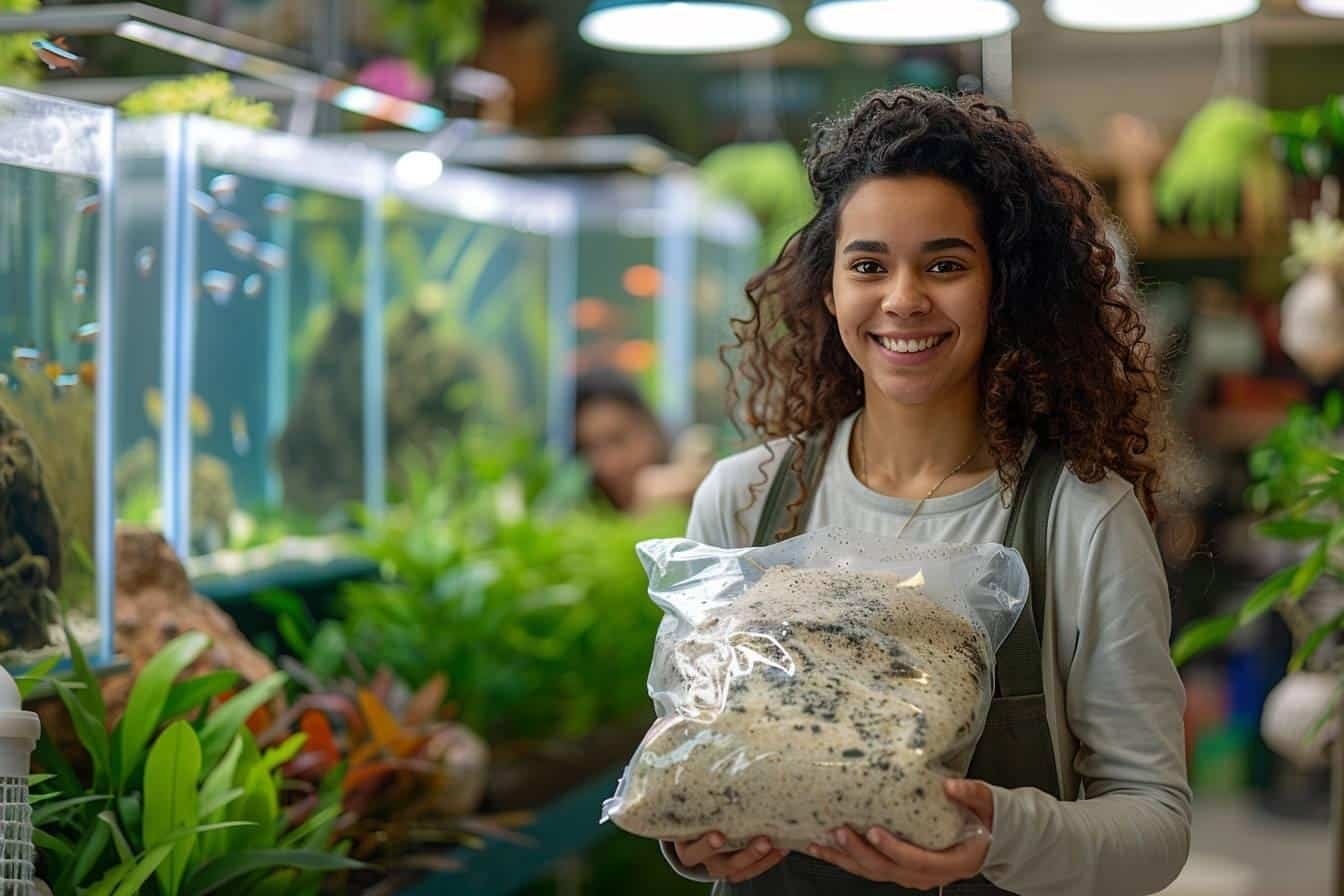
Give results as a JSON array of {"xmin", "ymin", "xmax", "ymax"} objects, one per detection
[
  {"xmin": 210, "ymin": 210, "xmax": 245, "ymax": 236},
  {"xmin": 73, "ymin": 283, "xmax": 87, "ymax": 304},
  {"xmin": 72, "ymin": 322, "xmax": 99, "ymax": 344},
  {"xmin": 254, "ymin": 242, "xmax": 288, "ymax": 272},
  {"xmin": 54, "ymin": 373, "xmax": 80, "ymax": 391},
  {"xmin": 208, "ymin": 174, "xmax": 240, "ymax": 205},
  {"xmin": 243, "ymin": 274, "xmax": 263, "ymax": 299},
  {"xmin": 262, "ymin": 193, "xmax": 293, "ymax": 216},
  {"xmin": 76, "ymin": 193, "xmax": 100, "ymax": 215},
  {"xmin": 202, "ymin": 270, "xmax": 236, "ymax": 304},
  {"xmin": 231, "ymin": 408, "xmax": 250, "ymax": 455},
  {"xmin": 135, "ymin": 246, "xmax": 156, "ymax": 277},
  {"xmin": 75, "ymin": 269, "xmax": 88, "ymax": 286},
  {"xmin": 227, "ymin": 230, "xmax": 257, "ymax": 259},
  {"xmin": 190, "ymin": 191, "xmax": 218, "ymax": 219},
  {"xmin": 12, "ymin": 347, "xmax": 40, "ymax": 367}
]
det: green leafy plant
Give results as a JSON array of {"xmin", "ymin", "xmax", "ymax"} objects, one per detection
[
  {"xmin": 119, "ymin": 73, "xmax": 275, "ymax": 128},
  {"xmin": 1174, "ymin": 390, "xmax": 1344, "ymax": 679},
  {"xmin": 698, "ymin": 141, "xmax": 813, "ymax": 266},
  {"xmin": 25, "ymin": 624, "xmax": 366, "ymax": 894},
  {"xmin": 0, "ymin": 0, "xmax": 42, "ymax": 86},
  {"xmin": 339, "ymin": 424, "xmax": 686, "ymax": 744},
  {"xmin": 377, "ymin": 0, "xmax": 482, "ymax": 79}
]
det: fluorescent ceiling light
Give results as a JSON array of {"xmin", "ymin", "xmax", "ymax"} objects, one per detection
[
  {"xmin": 579, "ymin": 1, "xmax": 790, "ymax": 53},
  {"xmin": 1044, "ymin": 0, "xmax": 1259, "ymax": 31},
  {"xmin": 805, "ymin": 0, "xmax": 1019, "ymax": 45},
  {"xmin": 1299, "ymin": 0, "xmax": 1344, "ymax": 17}
]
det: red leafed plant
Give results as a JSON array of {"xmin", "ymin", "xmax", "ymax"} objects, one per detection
[{"xmin": 255, "ymin": 659, "xmax": 528, "ymax": 874}]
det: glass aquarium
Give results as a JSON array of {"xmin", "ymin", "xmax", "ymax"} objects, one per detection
[
  {"xmin": 0, "ymin": 88, "xmax": 115, "ymax": 669},
  {"xmin": 381, "ymin": 166, "xmax": 577, "ymax": 469},
  {"xmin": 114, "ymin": 116, "xmax": 385, "ymax": 575},
  {"xmin": 544, "ymin": 168, "xmax": 757, "ymax": 436},
  {"xmin": 692, "ymin": 195, "xmax": 759, "ymax": 442}
]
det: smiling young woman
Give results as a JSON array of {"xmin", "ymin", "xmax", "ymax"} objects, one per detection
[{"xmin": 660, "ymin": 87, "xmax": 1190, "ymax": 896}]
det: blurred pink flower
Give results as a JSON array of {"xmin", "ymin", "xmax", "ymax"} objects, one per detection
[{"xmin": 356, "ymin": 57, "xmax": 433, "ymax": 102}]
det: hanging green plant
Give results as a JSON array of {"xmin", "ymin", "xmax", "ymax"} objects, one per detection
[
  {"xmin": 378, "ymin": 0, "xmax": 483, "ymax": 80},
  {"xmin": 699, "ymin": 141, "xmax": 815, "ymax": 267}
]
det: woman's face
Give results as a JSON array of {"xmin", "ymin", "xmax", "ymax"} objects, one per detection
[
  {"xmin": 575, "ymin": 399, "xmax": 665, "ymax": 510},
  {"xmin": 826, "ymin": 175, "xmax": 992, "ymax": 410}
]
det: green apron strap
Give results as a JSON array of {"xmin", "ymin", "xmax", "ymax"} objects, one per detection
[
  {"xmin": 994, "ymin": 439, "xmax": 1066, "ymax": 698},
  {"xmin": 752, "ymin": 433, "xmax": 826, "ymax": 546}
]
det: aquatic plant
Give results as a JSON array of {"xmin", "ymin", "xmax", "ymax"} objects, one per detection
[
  {"xmin": 339, "ymin": 424, "xmax": 686, "ymax": 743},
  {"xmin": 21, "ymin": 629, "xmax": 366, "ymax": 895},
  {"xmin": 119, "ymin": 73, "xmax": 275, "ymax": 129},
  {"xmin": 0, "ymin": 0, "xmax": 42, "ymax": 86}
]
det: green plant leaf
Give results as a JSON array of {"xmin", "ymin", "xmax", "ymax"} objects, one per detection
[
  {"xmin": 15, "ymin": 655, "xmax": 62, "ymax": 699},
  {"xmin": 63, "ymin": 814, "xmax": 111, "ymax": 890},
  {"xmin": 196, "ymin": 734, "xmax": 246, "ymax": 864},
  {"xmin": 1236, "ymin": 566, "xmax": 1298, "ymax": 625},
  {"xmin": 279, "ymin": 805, "xmax": 341, "ymax": 850},
  {"xmin": 198, "ymin": 672, "xmax": 287, "ymax": 771},
  {"xmin": 61, "ymin": 613, "xmax": 105, "ymax": 722},
  {"xmin": 52, "ymin": 680, "xmax": 109, "ymax": 788},
  {"xmin": 161, "ymin": 670, "xmax": 241, "ymax": 721},
  {"xmin": 1289, "ymin": 610, "xmax": 1344, "ymax": 673},
  {"xmin": 112, "ymin": 842, "xmax": 173, "ymax": 896},
  {"xmin": 144, "ymin": 720, "xmax": 202, "ymax": 896},
  {"xmin": 34, "ymin": 730, "xmax": 80, "ymax": 797},
  {"xmin": 32, "ymin": 792, "xmax": 110, "ymax": 825},
  {"xmin": 1173, "ymin": 614, "xmax": 1241, "ymax": 666},
  {"xmin": 32, "ymin": 827, "xmax": 73, "ymax": 858},
  {"xmin": 260, "ymin": 733, "xmax": 308, "ymax": 774},
  {"xmin": 230, "ymin": 759, "xmax": 279, "ymax": 854},
  {"xmin": 82, "ymin": 856, "xmax": 134, "ymax": 896},
  {"xmin": 1323, "ymin": 390, "xmax": 1343, "ymax": 428},
  {"xmin": 98, "ymin": 810, "xmax": 134, "ymax": 865},
  {"xmin": 199, "ymin": 786, "xmax": 245, "ymax": 820},
  {"xmin": 116, "ymin": 632, "xmax": 210, "ymax": 791},
  {"xmin": 1289, "ymin": 543, "xmax": 1329, "ymax": 600},
  {"xmin": 183, "ymin": 849, "xmax": 369, "ymax": 895},
  {"xmin": 1257, "ymin": 518, "xmax": 1333, "ymax": 540}
]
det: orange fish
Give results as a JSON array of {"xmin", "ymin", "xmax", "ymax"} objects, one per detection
[
  {"xmin": 572, "ymin": 297, "xmax": 614, "ymax": 331},
  {"xmin": 78, "ymin": 361, "xmax": 96, "ymax": 388},
  {"xmin": 622, "ymin": 264, "xmax": 662, "ymax": 299},
  {"xmin": 614, "ymin": 339, "xmax": 657, "ymax": 374},
  {"xmin": 43, "ymin": 362, "xmax": 62, "ymax": 382}
]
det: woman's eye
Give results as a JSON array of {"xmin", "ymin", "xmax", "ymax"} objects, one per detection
[
  {"xmin": 852, "ymin": 260, "xmax": 884, "ymax": 275},
  {"xmin": 929, "ymin": 260, "xmax": 967, "ymax": 274}
]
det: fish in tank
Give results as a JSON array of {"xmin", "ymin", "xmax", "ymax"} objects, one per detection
[
  {"xmin": 0, "ymin": 88, "xmax": 114, "ymax": 669},
  {"xmin": 113, "ymin": 116, "xmax": 387, "ymax": 571}
]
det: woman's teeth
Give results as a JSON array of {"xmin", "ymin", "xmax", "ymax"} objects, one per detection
[{"xmin": 875, "ymin": 334, "xmax": 948, "ymax": 354}]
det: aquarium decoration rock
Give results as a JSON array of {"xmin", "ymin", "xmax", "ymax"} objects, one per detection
[{"xmin": 0, "ymin": 403, "xmax": 61, "ymax": 650}]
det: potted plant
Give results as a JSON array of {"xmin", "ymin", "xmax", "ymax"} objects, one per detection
[{"xmin": 1174, "ymin": 390, "xmax": 1344, "ymax": 892}]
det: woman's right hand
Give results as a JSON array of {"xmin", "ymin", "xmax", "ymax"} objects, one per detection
[{"xmin": 674, "ymin": 833, "xmax": 789, "ymax": 884}]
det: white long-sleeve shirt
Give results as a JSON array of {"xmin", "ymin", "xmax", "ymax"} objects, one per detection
[{"xmin": 659, "ymin": 412, "xmax": 1191, "ymax": 896}]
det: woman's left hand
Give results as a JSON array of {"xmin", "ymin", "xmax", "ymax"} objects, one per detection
[{"xmin": 806, "ymin": 779, "xmax": 994, "ymax": 889}]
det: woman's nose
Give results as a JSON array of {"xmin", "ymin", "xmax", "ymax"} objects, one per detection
[{"xmin": 880, "ymin": 269, "xmax": 932, "ymax": 316}]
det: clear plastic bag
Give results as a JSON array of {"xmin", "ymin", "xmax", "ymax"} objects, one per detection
[{"xmin": 601, "ymin": 527, "xmax": 1029, "ymax": 853}]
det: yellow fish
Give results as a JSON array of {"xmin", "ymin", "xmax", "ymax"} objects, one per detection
[
  {"xmin": 43, "ymin": 362, "xmax": 63, "ymax": 382},
  {"xmin": 143, "ymin": 388, "xmax": 212, "ymax": 436}
]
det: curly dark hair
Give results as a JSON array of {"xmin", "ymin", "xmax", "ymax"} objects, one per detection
[{"xmin": 726, "ymin": 87, "xmax": 1171, "ymax": 538}]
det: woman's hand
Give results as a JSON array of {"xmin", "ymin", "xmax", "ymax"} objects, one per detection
[
  {"xmin": 806, "ymin": 779, "xmax": 994, "ymax": 889},
  {"xmin": 674, "ymin": 833, "xmax": 789, "ymax": 884}
]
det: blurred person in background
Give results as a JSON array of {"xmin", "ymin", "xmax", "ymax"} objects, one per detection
[{"xmin": 574, "ymin": 368, "xmax": 713, "ymax": 513}]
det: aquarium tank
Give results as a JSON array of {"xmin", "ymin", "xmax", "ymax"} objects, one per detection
[
  {"xmin": 113, "ymin": 115, "xmax": 386, "ymax": 573},
  {"xmin": 0, "ymin": 87, "xmax": 115, "ymax": 669},
  {"xmin": 692, "ymin": 195, "xmax": 758, "ymax": 444},
  {"xmin": 381, "ymin": 165, "xmax": 577, "ymax": 469}
]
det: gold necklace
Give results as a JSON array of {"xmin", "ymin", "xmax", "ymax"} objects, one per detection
[{"xmin": 856, "ymin": 412, "xmax": 981, "ymax": 540}]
